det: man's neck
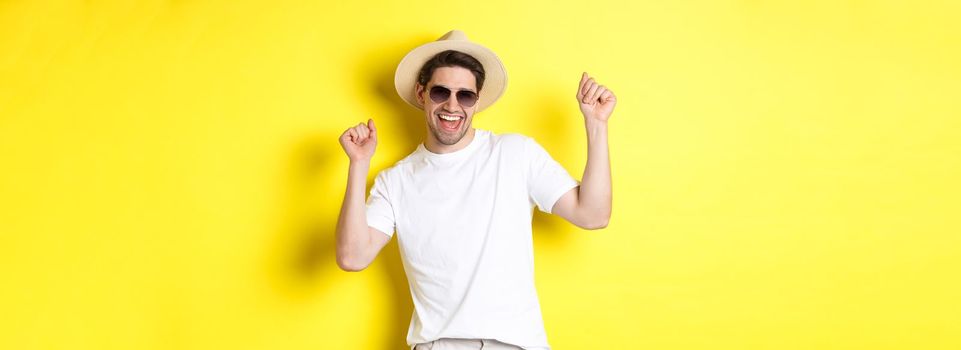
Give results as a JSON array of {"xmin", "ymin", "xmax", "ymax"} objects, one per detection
[{"xmin": 425, "ymin": 128, "xmax": 477, "ymax": 154}]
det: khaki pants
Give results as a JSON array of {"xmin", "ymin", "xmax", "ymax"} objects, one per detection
[{"xmin": 413, "ymin": 338, "xmax": 524, "ymax": 349}]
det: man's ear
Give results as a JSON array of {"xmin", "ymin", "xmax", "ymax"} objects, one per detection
[{"xmin": 414, "ymin": 84, "xmax": 425, "ymax": 107}]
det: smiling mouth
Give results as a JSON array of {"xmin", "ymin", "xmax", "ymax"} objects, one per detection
[{"xmin": 437, "ymin": 113, "xmax": 463, "ymax": 132}]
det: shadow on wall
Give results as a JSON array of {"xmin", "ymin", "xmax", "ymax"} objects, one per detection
[
  {"xmin": 261, "ymin": 111, "xmax": 413, "ymax": 350},
  {"xmin": 263, "ymin": 33, "xmax": 430, "ymax": 350},
  {"xmin": 263, "ymin": 135, "xmax": 341, "ymax": 297},
  {"xmin": 357, "ymin": 33, "xmax": 436, "ymax": 350}
]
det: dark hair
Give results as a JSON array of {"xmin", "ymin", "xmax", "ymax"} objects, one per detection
[{"xmin": 417, "ymin": 50, "xmax": 486, "ymax": 91}]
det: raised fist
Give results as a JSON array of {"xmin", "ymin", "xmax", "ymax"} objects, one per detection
[{"xmin": 339, "ymin": 119, "xmax": 377, "ymax": 162}]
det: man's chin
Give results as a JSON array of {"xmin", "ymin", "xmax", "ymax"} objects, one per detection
[
  {"xmin": 438, "ymin": 136, "xmax": 462, "ymax": 146},
  {"xmin": 433, "ymin": 129, "xmax": 465, "ymax": 146}
]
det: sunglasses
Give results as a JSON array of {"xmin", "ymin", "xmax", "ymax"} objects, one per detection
[{"xmin": 428, "ymin": 86, "xmax": 479, "ymax": 108}]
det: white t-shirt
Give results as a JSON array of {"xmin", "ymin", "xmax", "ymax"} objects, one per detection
[{"xmin": 366, "ymin": 129, "xmax": 579, "ymax": 350}]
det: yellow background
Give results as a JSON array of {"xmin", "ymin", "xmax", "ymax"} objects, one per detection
[{"xmin": 2, "ymin": 0, "xmax": 959, "ymax": 349}]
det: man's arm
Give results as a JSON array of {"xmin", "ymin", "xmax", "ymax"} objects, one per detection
[
  {"xmin": 552, "ymin": 73, "xmax": 616, "ymax": 230},
  {"xmin": 335, "ymin": 119, "xmax": 391, "ymax": 271}
]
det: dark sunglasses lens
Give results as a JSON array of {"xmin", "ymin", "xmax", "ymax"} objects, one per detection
[
  {"xmin": 429, "ymin": 86, "xmax": 478, "ymax": 107},
  {"xmin": 456, "ymin": 91, "xmax": 478, "ymax": 107},
  {"xmin": 429, "ymin": 86, "xmax": 450, "ymax": 104}
]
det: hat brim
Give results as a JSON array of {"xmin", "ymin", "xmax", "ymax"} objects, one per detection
[{"xmin": 394, "ymin": 39, "xmax": 507, "ymax": 113}]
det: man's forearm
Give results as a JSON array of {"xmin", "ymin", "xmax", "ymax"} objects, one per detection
[
  {"xmin": 578, "ymin": 119, "xmax": 612, "ymax": 225},
  {"xmin": 335, "ymin": 160, "xmax": 371, "ymax": 266}
]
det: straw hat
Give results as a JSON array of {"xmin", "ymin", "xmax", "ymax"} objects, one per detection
[{"xmin": 394, "ymin": 30, "xmax": 507, "ymax": 112}]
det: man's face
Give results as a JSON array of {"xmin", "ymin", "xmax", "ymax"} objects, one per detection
[{"xmin": 415, "ymin": 66, "xmax": 479, "ymax": 147}]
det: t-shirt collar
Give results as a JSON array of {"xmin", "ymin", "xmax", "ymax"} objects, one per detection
[{"xmin": 416, "ymin": 129, "xmax": 489, "ymax": 163}]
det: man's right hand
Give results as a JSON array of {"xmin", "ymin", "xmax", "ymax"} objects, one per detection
[{"xmin": 339, "ymin": 119, "xmax": 377, "ymax": 162}]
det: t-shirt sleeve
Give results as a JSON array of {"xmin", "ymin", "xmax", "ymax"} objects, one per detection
[
  {"xmin": 526, "ymin": 137, "xmax": 580, "ymax": 214},
  {"xmin": 366, "ymin": 171, "xmax": 395, "ymax": 238}
]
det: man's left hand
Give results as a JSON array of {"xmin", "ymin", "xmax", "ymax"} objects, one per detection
[{"xmin": 577, "ymin": 72, "xmax": 616, "ymax": 123}]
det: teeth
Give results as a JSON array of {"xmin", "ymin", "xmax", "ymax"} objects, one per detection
[{"xmin": 439, "ymin": 114, "xmax": 462, "ymax": 121}]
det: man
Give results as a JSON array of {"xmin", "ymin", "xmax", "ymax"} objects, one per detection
[{"xmin": 335, "ymin": 30, "xmax": 615, "ymax": 350}]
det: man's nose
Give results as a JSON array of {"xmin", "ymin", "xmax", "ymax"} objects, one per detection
[{"xmin": 445, "ymin": 92, "xmax": 460, "ymax": 110}]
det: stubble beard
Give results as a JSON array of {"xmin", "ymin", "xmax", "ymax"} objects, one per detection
[{"xmin": 428, "ymin": 115, "xmax": 470, "ymax": 146}]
